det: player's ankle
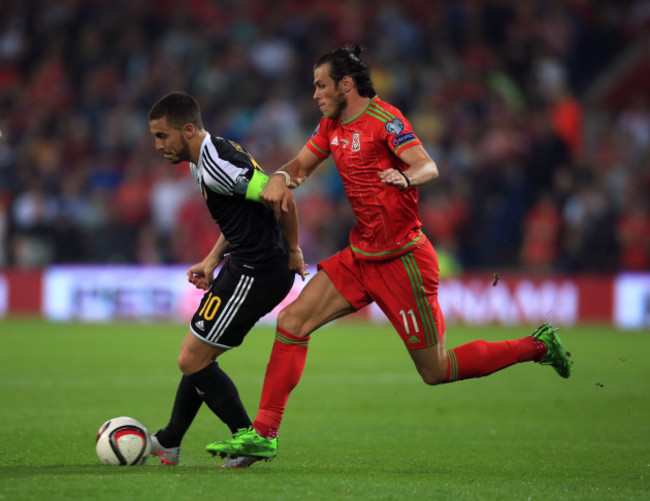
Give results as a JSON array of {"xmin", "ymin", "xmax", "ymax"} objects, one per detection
[
  {"xmin": 154, "ymin": 429, "xmax": 181, "ymax": 448},
  {"xmin": 251, "ymin": 421, "xmax": 278, "ymax": 439}
]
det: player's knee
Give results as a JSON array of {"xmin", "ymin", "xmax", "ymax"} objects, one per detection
[
  {"xmin": 421, "ymin": 374, "xmax": 445, "ymax": 386},
  {"xmin": 417, "ymin": 367, "xmax": 447, "ymax": 386},
  {"xmin": 177, "ymin": 352, "xmax": 190, "ymax": 375},
  {"xmin": 177, "ymin": 351, "xmax": 200, "ymax": 376},
  {"xmin": 277, "ymin": 306, "xmax": 307, "ymax": 337}
]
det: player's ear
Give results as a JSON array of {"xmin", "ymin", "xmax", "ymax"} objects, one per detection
[
  {"xmin": 183, "ymin": 123, "xmax": 195, "ymax": 138},
  {"xmin": 341, "ymin": 75, "xmax": 355, "ymax": 93}
]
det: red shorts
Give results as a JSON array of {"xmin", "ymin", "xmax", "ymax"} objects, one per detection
[{"xmin": 318, "ymin": 238, "xmax": 446, "ymax": 350}]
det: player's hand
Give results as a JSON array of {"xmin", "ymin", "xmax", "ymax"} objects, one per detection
[
  {"xmin": 287, "ymin": 247, "xmax": 309, "ymax": 281},
  {"xmin": 187, "ymin": 262, "xmax": 215, "ymax": 290},
  {"xmin": 378, "ymin": 168, "xmax": 409, "ymax": 190},
  {"xmin": 261, "ymin": 175, "xmax": 293, "ymax": 219}
]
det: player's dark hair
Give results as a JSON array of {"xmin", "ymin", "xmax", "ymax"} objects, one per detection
[
  {"xmin": 148, "ymin": 91, "xmax": 204, "ymax": 131},
  {"xmin": 315, "ymin": 44, "xmax": 376, "ymax": 98}
]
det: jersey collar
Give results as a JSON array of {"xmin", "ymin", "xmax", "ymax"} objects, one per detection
[
  {"xmin": 196, "ymin": 132, "xmax": 212, "ymax": 167},
  {"xmin": 341, "ymin": 95, "xmax": 379, "ymax": 125}
]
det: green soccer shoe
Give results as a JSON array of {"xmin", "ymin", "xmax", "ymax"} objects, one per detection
[
  {"xmin": 219, "ymin": 455, "xmax": 266, "ymax": 469},
  {"xmin": 532, "ymin": 323, "xmax": 573, "ymax": 378},
  {"xmin": 206, "ymin": 427, "xmax": 278, "ymax": 459}
]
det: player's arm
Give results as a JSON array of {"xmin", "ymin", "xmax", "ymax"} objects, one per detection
[
  {"xmin": 276, "ymin": 191, "xmax": 309, "ymax": 281},
  {"xmin": 262, "ymin": 146, "xmax": 324, "ymax": 219},
  {"xmin": 187, "ymin": 233, "xmax": 229, "ymax": 290},
  {"xmin": 378, "ymin": 145, "xmax": 439, "ymax": 190},
  {"xmin": 244, "ymin": 170, "xmax": 308, "ymax": 280}
]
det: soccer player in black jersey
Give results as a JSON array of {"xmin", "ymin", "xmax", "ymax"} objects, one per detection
[{"xmin": 147, "ymin": 92, "xmax": 307, "ymax": 468}]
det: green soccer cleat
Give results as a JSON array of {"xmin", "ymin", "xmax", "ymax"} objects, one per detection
[
  {"xmin": 206, "ymin": 427, "xmax": 278, "ymax": 459},
  {"xmin": 532, "ymin": 323, "xmax": 573, "ymax": 378},
  {"xmin": 218, "ymin": 455, "xmax": 266, "ymax": 469}
]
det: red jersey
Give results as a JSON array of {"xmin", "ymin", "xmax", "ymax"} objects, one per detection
[{"xmin": 306, "ymin": 96, "xmax": 425, "ymax": 260}]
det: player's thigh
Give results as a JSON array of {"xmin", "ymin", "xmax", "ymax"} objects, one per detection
[
  {"xmin": 278, "ymin": 269, "xmax": 356, "ymax": 336},
  {"xmin": 190, "ymin": 262, "xmax": 295, "ymax": 350},
  {"xmin": 368, "ymin": 246, "xmax": 445, "ymax": 350}
]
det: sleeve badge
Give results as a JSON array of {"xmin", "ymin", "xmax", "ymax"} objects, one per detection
[{"xmin": 385, "ymin": 118, "xmax": 404, "ymax": 135}]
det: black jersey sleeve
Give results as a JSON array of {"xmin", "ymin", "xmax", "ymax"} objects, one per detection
[
  {"xmin": 199, "ymin": 136, "xmax": 267, "ymax": 200},
  {"xmin": 240, "ymin": 169, "xmax": 269, "ymax": 201}
]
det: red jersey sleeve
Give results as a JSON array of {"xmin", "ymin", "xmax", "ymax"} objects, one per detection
[
  {"xmin": 305, "ymin": 119, "xmax": 331, "ymax": 159},
  {"xmin": 378, "ymin": 111, "xmax": 421, "ymax": 157}
]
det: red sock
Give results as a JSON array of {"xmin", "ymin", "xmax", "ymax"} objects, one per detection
[
  {"xmin": 445, "ymin": 336, "xmax": 546, "ymax": 382},
  {"xmin": 252, "ymin": 327, "xmax": 310, "ymax": 439}
]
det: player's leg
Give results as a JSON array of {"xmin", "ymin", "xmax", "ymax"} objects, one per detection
[
  {"xmin": 178, "ymin": 332, "xmax": 226, "ymax": 374},
  {"xmin": 152, "ymin": 337, "xmax": 247, "ymax": 465},
  {"xmin": 276, "ymin": 268, "xmax": 360, "ymax": 337},
  {"xmin": 207, "ymin": 249, "xmax": 367, "ymax": 458},
  {"xmin": 397, "ymin": 241, "xmax": 570, "ymax": 383},
  {"xmin": 192, "ymin": 260, "xmax": 294, "ymax": 432},
  {"xmin": 408, "ymin": 332, "xmax": 545, "ymax": 385},
  {"xmin": 150, "ymin": 374, "xmax": 200, "ymax": 465},
  {"xmin": 252, "ymin": 268, "xmax": 357, "ymax": 439},
  {"xmin": 196, "ymin": 263, "xmax": 296, "ymax": 466},
  {"xmin": 178, "ymin": 334, "xmax": 252, "ymax": 432},
  {"xmin": 408, "ymin": 338, "xmax": 449, "ymax": 385},
  {"xmin": 364, "ymin": 243, "xmax": 449, "ymax": 384},
  {"xmin": 367, "ymin": 240, "xmax": 560, "ymax": 385},
  {"xmin": 156, "ymin": 261, "xmax": 292, "ymax": 465},
  {"xmin": 410, "ymin": 323, "xmax": 572, "ymax": 383}
]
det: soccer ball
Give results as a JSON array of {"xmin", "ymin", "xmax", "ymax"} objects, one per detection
[{"xmin": 95, "ymin": 416, "xmax": 151, "ymax": 465}]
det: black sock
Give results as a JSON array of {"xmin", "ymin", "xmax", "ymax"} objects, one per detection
[
  {"xmin": 186, "ymin": 360, "xmax": 251, "ymax": 434},
  {"xmin": 157, "ymin": 375, "xmax": 202, "ymax": 448}
]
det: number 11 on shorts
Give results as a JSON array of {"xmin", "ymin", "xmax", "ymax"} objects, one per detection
[{"xmin": 399, "ymin": 309, "xmax": 419, "ymax": 334}]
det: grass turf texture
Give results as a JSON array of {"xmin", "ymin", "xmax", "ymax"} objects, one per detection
[{"xmin": 1, "ymin": 318, "xmax": 648, "ymax": 500}]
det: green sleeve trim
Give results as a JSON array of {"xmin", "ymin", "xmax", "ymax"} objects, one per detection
[
  {"xmin": 245, "ymin": 170, "xmax": 269, "ymax": 201},
  {"xmin": 393, "ymin": 138, "xmax": 420, "ymax": 154},
  {"xmin": 308, "ymin": 139, "xmax": 329, "ymax": 157}
]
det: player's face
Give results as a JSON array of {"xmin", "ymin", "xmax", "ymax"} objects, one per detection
[
  {"xmin": 313, "ymin": 64, "xmax": 346, "ymax": 120},
  {"xmin": 149, "ymin": 117, "xmax": 191, "ymax": 164}
]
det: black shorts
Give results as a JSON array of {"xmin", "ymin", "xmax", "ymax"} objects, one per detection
[{"xmin": 189, "ymin": 259, "xmax": 295, "ymax": 349}]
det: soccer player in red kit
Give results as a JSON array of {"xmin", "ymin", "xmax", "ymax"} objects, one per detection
[{"xmin": 207, "ymin": 45, "xmax": 573, "ymax": 463}]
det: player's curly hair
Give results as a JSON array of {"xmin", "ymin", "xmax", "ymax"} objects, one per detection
[
  {"xmin": 315, "ymin": 44, "xmax": 376, "ymax": 98},
  {"xmin": 149, "ymin": 92, "xmax": 204, "ymax": 131}
]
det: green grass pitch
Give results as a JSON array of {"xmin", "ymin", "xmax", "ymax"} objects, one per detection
[{"xmin": 1, "ymin": 318, "xmax": 648, "ymax": 500}]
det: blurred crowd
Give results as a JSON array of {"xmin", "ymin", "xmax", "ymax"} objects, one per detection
[{"xmin": 0, "ymin": 0, "xmax": 648, "ymax": 273}]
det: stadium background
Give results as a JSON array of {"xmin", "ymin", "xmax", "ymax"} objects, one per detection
[{"xmin": 0, "ymin": 0, "xmax": 648, "ymax": 327}]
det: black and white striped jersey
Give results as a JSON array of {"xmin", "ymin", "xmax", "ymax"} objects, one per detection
[{"xmin": 190, "ymin": 133, "xmax": 287, "ymax": 269}]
